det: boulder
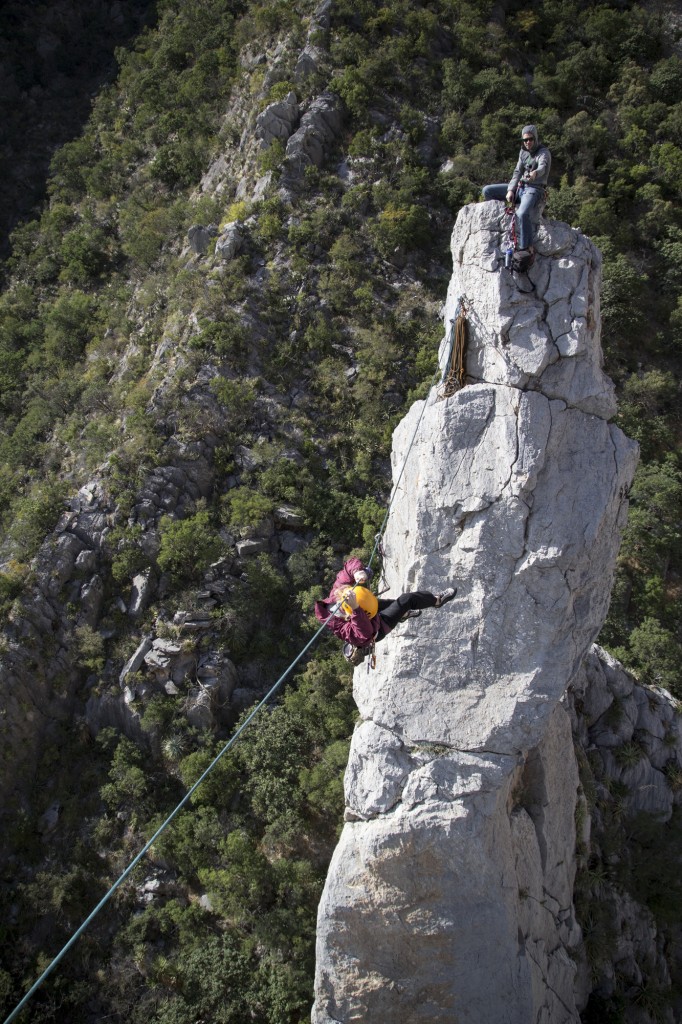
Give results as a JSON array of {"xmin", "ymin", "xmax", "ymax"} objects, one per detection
[
  {"xmin": 128, "ymin": 570, "xmax": 155, "ymax": 618},
  {"xmin": 236, "ymin": 537, "xmax": 269, "ymax": 556},
  {"xmin": 119, "ymin": 636, "xmax": 153, "ymax": 688},
  {"xmin": 255, "ymin": 91, "xmax": 299, "ymax": 147},
  {"xmin": 284, "ymin": 92, "xmax": 343, "ymax": 177},
  {"xmin": 78, "ymin": 574, "xmax": 104, "ymax": 627},
  {"xmin": 215, "ymin": 221, "xmax": 243, "ymax": 261},
  {"xmin": 144, "ymin": 638, "xmax": 195, "ymax": 684},
  {"xmin": 188, "ymin": 224, "xmax": 212, "ymax": 255}
]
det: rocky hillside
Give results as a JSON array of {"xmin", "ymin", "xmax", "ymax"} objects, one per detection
[
  {"xmin": 1, "ymin": 1, "xmax": 681, "ymax": 1022},
  {"xmin": 0, "ymin": 0, "xmax": 154, "ymax": 253}
]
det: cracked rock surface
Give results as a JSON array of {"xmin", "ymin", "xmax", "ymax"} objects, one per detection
[{"xmin": 312, "ymin": 206, "xmax": 639, "ymax": 1023}]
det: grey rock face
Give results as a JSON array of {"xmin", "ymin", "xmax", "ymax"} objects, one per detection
[
  {"xmin": 284, "ymin": 92, "xmax": 343, "ymax": 177},
  {"xmin": 78, "ymin": 573, "xmax": 104, "ymax": 627},
  {"xmin": 312, "ymin": 207, "xmax": 639, "ymax": 1023},
  {"xmin": 119, "ymin": 636, "xmax": 153, "ymax": 689},
  {"xmin": 569, "ymin": 645, "xmax": 682, "ymax": 821},
  {"xmin": 215, "ymin": 221, "xmax": 243, "ymax": 261},
  {"xmin": 444, "ymin": 202, "xmax": 616, "ymax": 418},
  {"xmin": 187, "ymin": 224, "xmax": 212, "ymax": 255},
  {"xmin": 295, "ymin": 44, "xmax": 322, "ymax": 80},
  {"xmin": 255, "ymin": 91, "xmax": 299, "ymax": 148},
  {"xmin": 564, "ymin": 647, "xmax": 682, "ymax": 1015}
]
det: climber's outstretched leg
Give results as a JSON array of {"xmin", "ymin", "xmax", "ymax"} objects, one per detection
[{"xmin": 378, "ymin": 588, "xmax": 457, "ymax": 632}]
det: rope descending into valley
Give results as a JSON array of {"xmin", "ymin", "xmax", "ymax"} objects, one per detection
[
  {"xmin": 4, "ymin": 311, "xmax": 467, "ymax": 1024},
  {"xmin": 1, "ymin": 616, "xmax": 334, "ymax": 1024}
]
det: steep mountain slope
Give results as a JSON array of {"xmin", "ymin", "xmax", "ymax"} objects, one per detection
[
  {"xmin": 0, "ymin": 2, "xmax": 681, "ymax": 1022},
  {"xmin": 0, "ymin": 0, "xmax": 154, "ymax": 253}
]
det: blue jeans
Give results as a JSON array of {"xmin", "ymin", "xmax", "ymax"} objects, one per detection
[{"xmin": 482, "ymin": 184, "xmax": 543, "ymax": 249}]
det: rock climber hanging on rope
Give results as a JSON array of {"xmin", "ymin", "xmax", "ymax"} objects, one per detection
[{"xmin": 315, "ymin": 556, "xmax": 457, "ymax": 666}]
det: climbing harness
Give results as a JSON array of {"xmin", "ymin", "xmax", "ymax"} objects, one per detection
[
  {"xmin": 438, "ymin": 298, "xmax": 468, "ymax": 400},
  {"xmin": 503, "ymin": 186, "xmax": 544, "ymax": 283},
  {"xmin": 504, "ymin": 194, "xmax": 518, "ymax": 268},
  {"xmin": 505, "ymin": 196, "xmax": 536, "ymax": 273},
  {"xmin": 502, "ymin": 199, "xmax": 535, "ymax": 294}
]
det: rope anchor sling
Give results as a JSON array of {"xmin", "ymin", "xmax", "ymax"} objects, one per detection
[{"xmin": 438, "ymin": 300, "xmax": 468, "ymax": 400}]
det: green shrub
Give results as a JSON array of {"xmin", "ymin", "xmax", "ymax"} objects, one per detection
[
  {"xmin": 257, "ymin": 139, "xmax": 286, "ymax": 175},
  {"xmin": 100, "ymin": 737, "xmax": 151, "ymax": 811},
  {"xmin": 150, "ymin": 139, "xmax": 206, "ymax": 188},
  {"xmin": 370, "ymin": 202, "xmax": 431, "ymax": 257},
  {"xmin": 151, "ymin": 934, "xmax": 258, "ymax": 1024},
  {"xmin": 616, "ymin": 370, "xmax": 677, "ymax": 461},
  {"xmin": 0, "ymin": 562, "xmax": 25, "ymax": 608},
  {"xmin": 5, "ymin": 482, "xmax": 66, "ymax": 561},
  {"xmin": 58, "ymin": 223, "xmax": 113, "ymax": 284},
  {"xmin": 157, "ymin": 508, "xmax": 223, "ymax": 580},
  {"xmin": 222, "ymin": 487, "xmax": 274, "ymax": 537},
  {"xmin": 73, "ymin": 625, "xmax": 106, "ymax": 673},
  {"xmin": 42, "ymin": 289, "xmax": 97, "ymax": 365},
  {"xmin": 299, "ymin": 738, "xmax": 350, "ymax": 821},
  {"xmin": 209, "ymin": 375, "xmax": 257, "ymax": 424},
  {"xmin": 108, "ymin": 524, "xmax": 151, "ymax": 584},
  {"xmin": 199, "ymin": 830, "xmax": 274, "ymax": 920},
  {"xmin": 120, "ymin": 199, "xmax": 187, "ymax": 269},
  {"xmin": 601, "ymin": 253, "xmax": 647, "ymax": 350},
  {"xmin": 192, "ymin": 312, "xmax": 243, "ymax": 352},
  {"xmin": 177, "ymin": 746, "xmax": 240, "ymax": 808},
  {"xmin": 624, "ymin": 617, "xmax": 682, "ymax": 694},
  {"xmin": 251, "ymin": 195, "xmax": 286, "ymax": 242}
]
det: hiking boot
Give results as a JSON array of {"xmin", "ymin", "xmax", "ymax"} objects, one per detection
[
  {"xmin": 434, "ymin": 587, "xmax": 457, "ymax": 608},
  {"xmin": 400, "ymin": 609, "xmax": 422, "ymax": 621}
]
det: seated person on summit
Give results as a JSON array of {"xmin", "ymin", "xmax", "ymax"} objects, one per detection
[
  {"xmin": 482, "ymin": 124, "xmax": 551, "ymax": 253},
  {"xmin": 314, "ymin": 556, "xmax": 456, "ymax": 663}
]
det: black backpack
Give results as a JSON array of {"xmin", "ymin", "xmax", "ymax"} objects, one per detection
[
  {"xmin": 343, "ymin": 642, "xmax": 368, "ymax": 666},
  {"xmin": 511, "ymin": 248, "xmax": 535, "ymax": 274}
]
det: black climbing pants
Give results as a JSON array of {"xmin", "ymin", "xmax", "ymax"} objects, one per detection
[{"xmin": 378, "ymin": 591, "xmax": 437, "ymax": 632}]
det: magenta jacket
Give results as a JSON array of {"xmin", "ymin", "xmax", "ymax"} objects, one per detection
[
  {"xmin": 314, "ymin": 558, "xmax": 382, "ymax": 648},
  {"xmin": 326, "ymin": 557, "xmax": 364, "ymax": 597}
]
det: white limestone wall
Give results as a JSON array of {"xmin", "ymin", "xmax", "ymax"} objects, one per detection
[{"xmin": 312, "ymin": 205, "xmax": 638, "ymax": 1024}]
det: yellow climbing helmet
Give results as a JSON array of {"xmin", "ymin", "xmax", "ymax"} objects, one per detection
[{"xmin": 340, "ymin": 585, "xmax": 378, "ymax": 618}]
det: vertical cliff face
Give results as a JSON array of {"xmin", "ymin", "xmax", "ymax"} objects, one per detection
[{"xmin": 312, "ymin": 204, "xmax": 640, "ymax": 1023}]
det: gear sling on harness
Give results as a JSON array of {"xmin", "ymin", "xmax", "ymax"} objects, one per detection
[{"xmin": 438, "ymin": 299, "xmax": 467, "ymax": 400}]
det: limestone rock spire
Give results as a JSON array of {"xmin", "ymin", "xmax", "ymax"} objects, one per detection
[{"xmin": 311, "ymin": 205, "xmax": 639, "ymax": 1024}]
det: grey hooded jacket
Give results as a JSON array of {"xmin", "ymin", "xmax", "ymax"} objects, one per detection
[{"xmin": 508, "ymin": 124, "xmax": 551, "ymax": 191}]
